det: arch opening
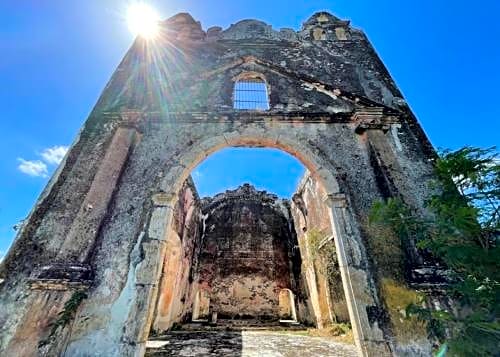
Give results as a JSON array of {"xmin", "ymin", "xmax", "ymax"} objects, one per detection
[{"xmin": 145, "ymin": 143, "xmax": 356, "ymax": 352}]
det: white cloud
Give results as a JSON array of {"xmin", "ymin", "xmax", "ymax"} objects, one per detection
[
  {"xmin": 40, "ymin": 145, "xmax": 68, "ymax": 165},
  {"xmin": 17, "ymin": 158, "xmax": 48, "ymax": 177},
  {"xmin": 17, "ymin": 144, "xmax": 68, "ymax": 178}
]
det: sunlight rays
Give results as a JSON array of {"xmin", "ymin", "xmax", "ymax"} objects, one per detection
[
  {"xmin": 106, "ymin": 3, "xmax": 198, "ymax": 114},
  {"xmin": 127, "ymin": 2, "xmax": 160, "ymax": 39}
]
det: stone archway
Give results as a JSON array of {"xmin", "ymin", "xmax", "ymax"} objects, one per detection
[
  {"xmin": 134, "ymin": 132, "xmax": 390, "ymax": 357},
  {"xmin": 1, "ymin": 121, "xmax": 394, "ymax": 357}
]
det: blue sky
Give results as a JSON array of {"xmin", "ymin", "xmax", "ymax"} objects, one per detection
[{"xmin": 0, "ymin": 1, "xmax": 499, "ymax": 258}]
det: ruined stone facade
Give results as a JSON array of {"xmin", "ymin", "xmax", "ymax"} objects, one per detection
[{"xmin": 0, "ymin": 11, "xmax": 444, "ymax": 357}]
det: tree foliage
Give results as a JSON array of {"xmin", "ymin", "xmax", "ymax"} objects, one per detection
[{"xmin": 369, "ymin": 147, "xmax": 500, "ymax": 356}]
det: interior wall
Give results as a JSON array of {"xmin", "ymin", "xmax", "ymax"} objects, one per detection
[
  {"xmin": 194, "ymin": 184, "xmax": 302, "ymax": 320},
  {"xmin": 152, "ymin": 178, "xmax": 202, "ymax": 332},
  {"xmin": 291, "ymin": 171, "xmax": 350, "ymax": 327},
  {"xmin": 152, "ymin": 179, "xmax": 335, "ymax": 328},
  {"xmin": 151, "ymin": 172, "xmax": 348, "ymax": 329}
]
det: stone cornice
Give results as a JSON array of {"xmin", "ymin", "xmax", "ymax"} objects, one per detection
[
  {"xmin": 352, "ymin": 108, "xmax": 399, "ymax": 134},
  {"xmin": 28, "ymin": 263, "xmax": 93, "ymax": 291},
  {"xmin": 323, "ymin": 193, "xmax": 347, "ymax": 208},
  {"xmin": 104, "ymin": 109, "xmax": 400, "ymax": 126}
]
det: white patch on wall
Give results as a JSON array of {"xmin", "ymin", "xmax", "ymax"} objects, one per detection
[{"xmin": 391, "ymin": 124, "xmax": 403, "ymax": 152}]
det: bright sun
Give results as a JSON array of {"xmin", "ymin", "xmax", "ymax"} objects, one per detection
[{"xmin": 127, "ymin": 2, "xmax": 160, "ymax": 39}]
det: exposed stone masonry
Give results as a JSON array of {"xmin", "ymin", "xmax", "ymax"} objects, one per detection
[
  {"xmin": 152, "ymin": 178, "xmax": 203, "ymax": 332},
  {"xmin": 152, "ymin": 183, "xmax": 309, "ymax": 329},
  {"xmin": 196, "ymin": 184, "xmax": 300, "ymax": 320}
]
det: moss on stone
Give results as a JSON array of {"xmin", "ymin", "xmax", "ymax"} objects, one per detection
[
  {"xmin": 365, "ymin": 212, "xmax": 429, "ymax": 344},
  {"xmin": 306, "ymin": 229, "xmax": 339, "ymax": 284},
  {"xmin": 381, "ymin": 278, "xmax": 427, "ymax": 342},
  {"xmin": 364, "ymin": 219, "xmax": 405, "ymax": 282}
]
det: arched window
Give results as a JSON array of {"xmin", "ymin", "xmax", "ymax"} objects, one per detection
[
  {"xmin": 312, "ymin": 28, "xmax": 327, "ymax": 41},
  {"xmin": 233, "ymin": 76, "xmax": 270, "ymax": 110}
]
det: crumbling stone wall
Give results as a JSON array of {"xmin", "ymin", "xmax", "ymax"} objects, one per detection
[
  {"xmin": 291, "ymin": 172, "xmax": 350, "ymax": 327},
  {"xmin": 195, "ymin": 184, "xmax": 301, "ymax": 320}
]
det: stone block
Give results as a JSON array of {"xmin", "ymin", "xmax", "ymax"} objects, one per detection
[
  {"xmin": 151, "ymin": 193, "xmax": 176, "ymax": 208},
  {"xmin": 159, "ymin": 164, "xmax": 188, "ymax": 194},
  {"xmin": 135, "ymin": 240, "xmax": 166, "ymax": 286},
  {"xmin": 148, "ymin": 206, "xmax": 173, "ymax": 241},
  {"xmin": 124, "ymin": 284, "xmax": 159, "ymax": 344}
]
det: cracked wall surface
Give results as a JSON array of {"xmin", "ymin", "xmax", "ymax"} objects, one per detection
[{"xmin": 195, "ymin": 184, "xmax": 301, "ymax": 320}]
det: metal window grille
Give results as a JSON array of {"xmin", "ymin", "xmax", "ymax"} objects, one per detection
[{"xmin": 233, "ymin": 79, "xmax": 270, "ymax": 110}]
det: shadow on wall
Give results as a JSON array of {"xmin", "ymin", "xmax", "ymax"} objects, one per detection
[{"xmin": 146, "ymin": 331, "xmax": 244, "ymax": 356}]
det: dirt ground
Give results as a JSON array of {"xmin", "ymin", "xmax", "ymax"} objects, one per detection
[{"xmin": 146, "ymin": 330, "xmax": 358, "ymax": 357}]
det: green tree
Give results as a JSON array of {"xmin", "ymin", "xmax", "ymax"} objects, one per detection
[{"xmin": 369, "ymin": 147, "xmax": 500, "ymax": 356}]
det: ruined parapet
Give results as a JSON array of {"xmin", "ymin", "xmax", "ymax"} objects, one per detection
[
  {"xmin": 201, "ymin": 183, "xmax": 286, "ymax": 214},
  {"xmin": 299, "ymin": 11, "xmax": 354, "ymax": 41},
  {"xmin": 160, "ymin": 12, "xmax": 206, "ymax": 41},
  {"xmin": 188, "ymin": 11, "xmax": 356, "ymax": 43}
]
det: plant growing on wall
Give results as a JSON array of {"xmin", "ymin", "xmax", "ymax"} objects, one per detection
[
  {"xmin": 306, "ymin": 228, "xmax": 339, "ymax": 287},
  {"xmin": 369, "ymin": 147, "xmax": 500, "ymax": 356},
  {"xmin": 39, "ymin": 290, "xmax": 88, "ymax": 347},
  {"xmin": 306, "ymin": 227, "xmax": 348, "ymax": 325},
  {"xmin": 366, "ymin": 199, "xmax": 428, "ymax": 342}
]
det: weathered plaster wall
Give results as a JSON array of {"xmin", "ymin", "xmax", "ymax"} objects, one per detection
[
  {"xmin": 152, "ymin": 178, "xmax": 202, "ymax": 332},
  {"xmin": 195, "ymin": 184, "xmax": 301, "ymax": 320},
  {"xmin": 291, "ymin": 172, "xmax": 350, "ymax": 327},
  {"xmin": 0, "ymin": 11, "xmax": 442, "ymax": 357}
]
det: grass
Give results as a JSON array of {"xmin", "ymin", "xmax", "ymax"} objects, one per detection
[{"xmin": 381, "ymin": 278, "xmax": 428, "ymax": 342}]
